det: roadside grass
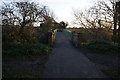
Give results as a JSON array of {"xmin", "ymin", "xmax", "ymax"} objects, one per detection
[
  {"xmin": 79, "ymin": 41, "xmax": 119, "ymax": 78},
  {"xmin": 2, "ymin": 42, "xmax": 51, "ymax": 78},
  {"xmin": 3, "ymin": 62, "xmax": 45, "ymax": 78},
  {"xmin": 3, "ymin": 42, "xmax": 51, "ymax": 57},
  {"xmin": 79, "ymin": 41, "xmax": 118, "ymax": 53},
  {"xmin": 102, "ymin": 67, "xmax": 119, "ymax": 78}
]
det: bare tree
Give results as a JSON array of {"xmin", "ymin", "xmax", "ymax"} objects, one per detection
[
  {"xmin": 116, "ymin": 1, "xmax": 120, "ymax": 43},
  {"xmin": 2, "ymin": 1, "xmax": 57, "ymax": 43},
  {"xmin": 73, "ymin": 10, "xmax": 89, "ymax": 28},
  {"xmin": 73, "ymin": 0, "xmax": 116, "ymax": 41},
  {"xmin": 73, "ymin": 0, "xmax": 115, "ymax": 28}
]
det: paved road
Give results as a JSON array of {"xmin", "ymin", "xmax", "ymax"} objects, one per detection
[{"xmin": 42, "ymin": 31, "xmax": 107, "ymax": 78}]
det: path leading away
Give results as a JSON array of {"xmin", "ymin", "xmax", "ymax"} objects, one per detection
[{"xmin": 42, "ymin": 31, "xmax": 107, "ymax": 78}]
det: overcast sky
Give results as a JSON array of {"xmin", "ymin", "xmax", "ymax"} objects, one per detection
[
  {"xmin": 0, "ymin": 0, "xmax": 96, "ymax": 25},
  {"xmin": 33, "ymin": 0, "xmax": 95, "ymax": 23}
]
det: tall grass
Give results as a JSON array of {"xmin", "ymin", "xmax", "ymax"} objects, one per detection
[
  {"xmin": 80, "ymin": 41, "xmax": 118, "ymax": 53},
  {"xmin": 3, "ymin": 42, "xmax": 50, "ymax": 57}
]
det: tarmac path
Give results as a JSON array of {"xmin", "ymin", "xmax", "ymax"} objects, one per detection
[{"xmin": 42, "ymin": 31, "xmax": 108, "ymax": 78}]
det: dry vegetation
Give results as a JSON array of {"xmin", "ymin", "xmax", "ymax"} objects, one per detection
[{"xmin": 2, "ymin": 1, "xmax": 57, "ymax": 78}]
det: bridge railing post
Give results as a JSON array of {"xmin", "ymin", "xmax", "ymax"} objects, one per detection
[
  {"xmin": 48, "ymin": 29, "xmax": 57, "ymax": 46},
  {"xmin": 71, "ymin": 31, "xmax": 86, "ymax": 47}
]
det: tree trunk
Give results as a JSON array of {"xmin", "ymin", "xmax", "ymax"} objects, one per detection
[
  {"xmin": 113, "ymin": 2, "xmax": 118, "ymax": 43},
  {"xmin": 117, "ymin": 1, "xmax": 120, "ymax": 44}
]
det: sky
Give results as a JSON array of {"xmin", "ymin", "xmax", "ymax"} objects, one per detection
[
  {"xmin": 0, "ymin": 0, "xmax": 96, "ymax": 26},
  {"xmin": 33, "ymin": 0, "xmax": 95, "ymax": 25}
]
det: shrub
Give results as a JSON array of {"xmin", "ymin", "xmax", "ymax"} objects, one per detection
[
  {"xmin": 80, "ymin": 41, "xmax": 118, "ymax": 53},
  {"xmin": 3, "ymin": 42, "xmax": 50, "ymax": 57}
]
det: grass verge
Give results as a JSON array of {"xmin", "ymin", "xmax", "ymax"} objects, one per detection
[
  {"xmin": 79, "ymin": 41, "xmax": 118, "ymax": 53},
  {"xmin": 3, "ymin": 42, "xmax": 51, "ymax": 57},
  {"xmin": 78, "ymin": 41, "xmax": 119, "ymax": 78},
  {"xmin": 2, "ymin": 42, "xmax": 51, "ymax": 78}
]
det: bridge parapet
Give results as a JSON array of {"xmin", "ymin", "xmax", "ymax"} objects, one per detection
[
  {"xmin": 48, "ymin": 29, "xmax": 57, "ymax": 46},
  {"xmin": 71, "ymin": 31, "xmax": 86, "ymax": 47}
]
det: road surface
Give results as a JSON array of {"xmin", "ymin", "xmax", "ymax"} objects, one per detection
[{"xmin": 42, "ymin": 31, "xmax": 108, "ymax": 78}]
